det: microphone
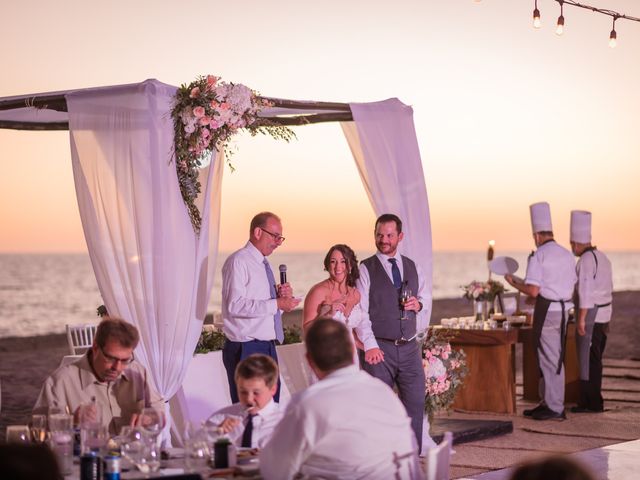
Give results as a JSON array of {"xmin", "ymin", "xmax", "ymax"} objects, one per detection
[{"xmin": 279, "ymin": 264, "xmax": 287, "ymax": 285}]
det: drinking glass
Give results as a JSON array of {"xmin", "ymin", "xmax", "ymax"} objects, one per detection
[
  {"xmin": 48, "ymin": 413, "xmax": 74, "ymax": 476},
  {"xmin": 6, "ymin": 425, "xmax": 30, "ymax": 443},
  {"xmin": 186, "ymin": 422, "xmax": 213, "ymax": 472},
  {"xmin": 137, "ymin": 407, "xmax": 166, "ymax": 442},
  {"xmin": 121, "ymin": 427, "xmax": 149, "ymax": 475},
  {"xmin": 30, "ymin": 414, "xmax": 48, "ymax": 444},
  {"xmin": 81, "ymin": 423, "xmax": 108, "ymax": 454},
  {"xmin": 400, "ymin": 284, "xmax": 412, "ymax": 321}
]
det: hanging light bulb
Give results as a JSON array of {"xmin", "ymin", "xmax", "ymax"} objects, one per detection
[
  {"xmin": 533, "ymin": 0, "xmax": 541, "ymax": 29},
  {"xmin": 609, "ymin": 16, "xmax": 618, "ymax": 48},
  {"xmin": 556, "ymin": 2, "xmax": 565, "ymax": 35}
]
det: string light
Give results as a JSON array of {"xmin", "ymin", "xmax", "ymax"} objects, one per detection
[
  {"xmin": 533, "ymin": 0, "xmax": 542, "ymax": 29},
  {"xmin": 527, "ymin": 0, "xmax": 640, "ymax": 47},
  {"xmin": 556, "ymin": 1, "xmax": 565, "ymax": 35},
  {"xmin": 609, "ymin": 16, "xmax": 618, "ymax": 48}
]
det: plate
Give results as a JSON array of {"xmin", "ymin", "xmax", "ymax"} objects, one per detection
[{"xmin": 489, "ymin": 256, "xmax": 519, "ymax": 275}]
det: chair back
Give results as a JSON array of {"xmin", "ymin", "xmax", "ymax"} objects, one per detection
[
  {"xmin": 65, "ymin": 323, "xmax": 98, "ymax": 355},
  {"xmin": 425, "ymin": 431, "xmax": 453, "ymax": 480}
]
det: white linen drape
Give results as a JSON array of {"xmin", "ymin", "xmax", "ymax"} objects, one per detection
[
  {"xmin": 66, "ymin": 79, "xmax": 223, "ymax": 442},
  {"xmin": 341, "ymin": 99, "xmax": 433, "ymax": 323}
]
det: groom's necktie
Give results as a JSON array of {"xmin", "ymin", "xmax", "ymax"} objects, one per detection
[
  {"xmin": 241, "ymin": 413, "xmax": 257, "ymax": 448},
  {"xmin": 263, "ymin": 258, "xmax": 284, "ymax": 343},
  {"xmin": 388, "ymin": 258, "xmax": 402, "ymax": 289}
]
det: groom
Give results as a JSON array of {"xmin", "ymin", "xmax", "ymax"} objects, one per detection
[{"xmin": 357, "ymin": 213, "xmax": 428, "ymax": 452}]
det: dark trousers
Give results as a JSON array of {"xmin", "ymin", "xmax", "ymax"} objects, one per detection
[
  {"xmin": 222, "ymin": 339, "xmax": 280, "ymax": 403},
  {"xmin": 362, "ymin": 340, "xmax": 425, "ymax": 452},
  {"xmin": 579, "ymin": 322, "xmax": 608, "ymax": 411}
]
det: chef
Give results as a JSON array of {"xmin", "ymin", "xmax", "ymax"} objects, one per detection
[
  {"xmin": 570, "ymin": 210, "xmax": 613, "ymax": 413},
  {"xmin": 505, "ymin": 202, "xmax": 576, "ymax": 420}
]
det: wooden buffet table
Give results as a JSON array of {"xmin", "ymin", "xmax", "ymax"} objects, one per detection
[{"xmin": 445, "ymin": 327, "xmax": 519, "ymax": 414}]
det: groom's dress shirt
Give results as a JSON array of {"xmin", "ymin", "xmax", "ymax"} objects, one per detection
[
  {"xmin": 358, "ymin": 251, "xmax": 430, "ymax": 332},
  {"xmin": 260, "ymin": 365, "xmax": 423, "ymax": 480},
  {"xmin": 205, "ymin": 399, "xmax": 283, "ymax": 449},
  {"xmin": 222, "ymin": 241, "xmax": 280, "ymax": 341}
]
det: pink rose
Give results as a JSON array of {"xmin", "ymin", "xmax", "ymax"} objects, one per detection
[
  {"xmin": 206, "ymin": 75, "xmax": 219, "ymax": 88},
  {"xmin": 210, "ymin": 100, "xmax": 219, "ymax": 109},
  {"xmin": 200, "ymin": 127, "xmax": 210, "ymax": 138},
  {"xmin": 199, "ymin": 116, "xmax": 211, "ymax": 126},
  {"xmin": 190, "ymin": 87, "xmax": 201, "ymax": 98},
  {"xmin": 442, "ymin": 352, "xmax": 449, "ymax": 360},
  {"xmin": 193, "ymin": 106, "xmax": 205, "ymax": 118},
  {"xmin": 220, "ymin": 102, "xmax": 230, "ymax": 110},
  {"xmin": 209, "ymin": 119, "xmax": 222, "ymax": 129}
]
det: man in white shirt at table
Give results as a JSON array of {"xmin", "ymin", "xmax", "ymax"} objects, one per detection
[
  {"xmin": 205, "ymin": 354, "xmax": 283, "ymax": 449},
  {"xmin": 260, "ymin": 318, "xmax": 423, "ymax": 480},
  {"xmin": 221, "ymin": 212, "xmax": 300, "ymax": 403}
]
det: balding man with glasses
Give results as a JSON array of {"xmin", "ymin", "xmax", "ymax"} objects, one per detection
[
  {"xmin": 221, "ymin": 212, "xmax": 300, "ymax": 403},
  {"xmin": 33, "ymin": 317, "xmax": 163, "ymax": 434}
]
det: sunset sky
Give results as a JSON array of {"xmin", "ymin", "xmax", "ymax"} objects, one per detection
[{"xmin": 1, "ymin": 0, "xmax": 638, "ymax": 253}]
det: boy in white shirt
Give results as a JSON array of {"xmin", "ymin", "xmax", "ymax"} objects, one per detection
[{"xmin": 205, "ymin": 354, "xmax": 283, "ymax": 449}]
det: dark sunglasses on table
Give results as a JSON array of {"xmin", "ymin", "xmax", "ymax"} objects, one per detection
[{"xmin": 260, "ymin": 227, "xmax": 285, "ymax": 243}]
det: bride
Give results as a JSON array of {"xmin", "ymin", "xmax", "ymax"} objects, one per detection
[{"xmin": 303, "ymin": 244, "xmax": 384, "ymax": 366}]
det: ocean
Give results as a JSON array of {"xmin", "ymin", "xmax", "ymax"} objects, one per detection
[{"xmin": 1, "ymin": 251, "xmax": 639, "ymax": 338}]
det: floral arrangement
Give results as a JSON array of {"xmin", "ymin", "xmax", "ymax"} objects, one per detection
[
  {"xmin": 422, "ymin": 328, "xmax": 468, "ymax": 417},
  {"xmin": 462, "ymin": 279, "xmax": 506, "ymax": 302},
  {"xmin": 171, "ymin": 75, "xmax": 296, "ymax": 233},
  {"xmin": 194, "ymin": 324, "xmax": 302, "ymax": 354}
]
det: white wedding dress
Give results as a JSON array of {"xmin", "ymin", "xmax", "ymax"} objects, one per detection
[{"xmin": 332, "ymin": 302, "xmax": 377, "ymax": 365}]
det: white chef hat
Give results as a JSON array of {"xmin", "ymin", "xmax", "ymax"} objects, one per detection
[
  {"xmin": 529, "ymin": 202, "xmax": 553, "ymax": 234},
  {"xmin": 570, "ymin": 210, "xmax": 591, "ymax": 243}
]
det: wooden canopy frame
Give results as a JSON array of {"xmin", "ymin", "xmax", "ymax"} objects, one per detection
[{"xmin": 0, "ymin": 94, "xmax": 353, "ymax": 131}]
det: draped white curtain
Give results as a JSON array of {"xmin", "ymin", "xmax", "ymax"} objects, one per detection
[
  {"xmin": 341, "ymin": 99, "xmax": 433, "ymax": 323},
  {"xmin": 66, "ymin": 79, "xmax": 224, "ymax": 441}
]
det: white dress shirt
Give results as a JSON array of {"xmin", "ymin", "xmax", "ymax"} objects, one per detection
[
  {"xmin": 525, "ymin": 241, "xmax": 577, "ymax": 312},
  {"xmin": 260, "ymin": 365, "xmax": 423, "ymax": 480},
  {"xmin": 222, "ymin": 241, "xmax": 279, "ymax": 342},
  {"xmin": 205, "ymin": 399, "xmax": 283, "ymax": 449},
  {"xmin": 576, "ymin": 249, "xmax": 613, "ymax": 323},
  {"xmin": 357, "ymin": 252, "xmax": 430, "ymax": 333}
]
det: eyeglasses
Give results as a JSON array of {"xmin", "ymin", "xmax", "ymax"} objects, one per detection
[
  {"xmin": 99, "ymin": 346, "xmax": 134, "ymax": 366},
  {"xmin": 260, "ymin": 227, "xmax": 285, "ymax": 243}
]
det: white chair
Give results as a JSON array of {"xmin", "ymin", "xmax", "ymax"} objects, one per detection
[
  {"xmin": 425, "ymin": 431, "xmax": 453, "ymax": 480},
  {"xmin": 65, "ymin": 323, "xmax": 98, "ymax": 355}
]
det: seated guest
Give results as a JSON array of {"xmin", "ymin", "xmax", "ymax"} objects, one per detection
[
  {"xmin": 509, "ymin": 456, "xmax": 595, "ymax": 480},
  {"xmin": 260, "ymin": 318, "xmax": 423, "ymax": 480},
  {"xmin": 205, "ymin": 354, "xmax": 283, "ymax": 449},
  {"xmin": 33, "ymin": 317, "xmax": 163, "ymax": 435}
]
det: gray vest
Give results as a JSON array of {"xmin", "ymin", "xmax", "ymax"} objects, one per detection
[{"xmin": 361, "ymin": 255, "xmax": 419, "ymax": 339}]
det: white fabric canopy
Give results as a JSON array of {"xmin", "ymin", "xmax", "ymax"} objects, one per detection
[
  {"xmin": 66, "ymin": 79, "xmax": 224, "ymax": 442},
  {"xmin": 342, "ymin": 99, "xmax": 433, "ymax": 322}
]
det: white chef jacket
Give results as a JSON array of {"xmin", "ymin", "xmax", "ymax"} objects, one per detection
[
  {"xmin": 576, "ymin": 249, "xmax": 613, "ymax": 323},
  {"xmin": 357, "ymin": 252, "xmax": 430, "ymax": 333},
  {"xmin": 205, "ymin": 399, "xmax": 283, "ymax": 449},
  {"xmin": 260, "ymin": 364, "xmax": 423, "ymax": 480},
  {"xmin": 222, "ymin": 241, "xmax": 280, "ymax": 342},
  {"xmin": 525, "ymin": 240, "xmax": 577, "ymax": 312}
]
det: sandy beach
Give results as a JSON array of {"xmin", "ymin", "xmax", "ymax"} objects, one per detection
[{"xmin": 1, "ymin": 291, "xmax": 639, "ymax": 477}]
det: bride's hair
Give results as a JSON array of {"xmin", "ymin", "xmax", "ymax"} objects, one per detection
[{"xmin": 323, "ymin": 244, "xmax": 360, "ymax": 287}]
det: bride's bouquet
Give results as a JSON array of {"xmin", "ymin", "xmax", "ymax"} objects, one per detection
[{"xmin": 422, "ymin": 328, "xmax": 468, "ymax": 418}]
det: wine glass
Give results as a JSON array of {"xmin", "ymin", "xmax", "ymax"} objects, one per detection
[
  {"xmin": 30, "ymin": 414, "xmax": 48, "ymax": 444},
  {"xmin": 400, "ymin": 284, "xmax": 412, "ymax": 321},
  {"xmin": 138, "ymin": 407, "xmax": 166, "ymax": 437}
]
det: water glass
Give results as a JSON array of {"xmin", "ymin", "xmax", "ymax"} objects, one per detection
[
  {"xmin": 81, "ymin": 422, "xmax": 108, "ymax": 454},
  {"xmin": 6, "ymin": 425, "xmax": 30, "ymax": 443},
  {"xmin": 49, "ymin": 413, "xmax": 73, "ymax": 432},
  {"xmin": 50, "ymin": 430, "xmax": 74, "ymax": 475}
]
